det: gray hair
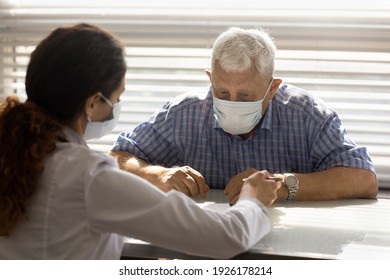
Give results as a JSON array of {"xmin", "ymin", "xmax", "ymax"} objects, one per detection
[{"xmin": 211, "ymin": 27, "xmax": 276, "ymax": 78}]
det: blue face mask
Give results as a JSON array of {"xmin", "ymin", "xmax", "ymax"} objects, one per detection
[
  {"xmin": 83, "ymin": 95, "xmax": 122, "ymax": 140},
  {"xmin": 213, "ymin": 79, "xmax": 273, "ymax": 135}
]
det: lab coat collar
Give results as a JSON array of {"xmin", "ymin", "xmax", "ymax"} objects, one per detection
[{"xmin": 63, "ymin": 126, "xmax": 88, "ymax": 147}]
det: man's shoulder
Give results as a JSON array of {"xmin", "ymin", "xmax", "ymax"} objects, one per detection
[
  {"xmin": 167, "ymin": 87, "xmax": 211, "ymax": 112},
  {"xmin": 147, "ymin": 87, "xmax": 212, "ymax": 126},
  {"xmin": 274, "ymin": 84, "xmax": 331, "ymax": 116}
]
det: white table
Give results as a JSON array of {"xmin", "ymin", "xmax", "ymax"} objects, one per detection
[{"xmin": 122, "ymin": 190, "xmax": 390, "ymax": 259}]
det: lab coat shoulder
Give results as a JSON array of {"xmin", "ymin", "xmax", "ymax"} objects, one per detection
[{"xmin": 51, "ymin": 140, "xmax": 161, "ymax": 213}]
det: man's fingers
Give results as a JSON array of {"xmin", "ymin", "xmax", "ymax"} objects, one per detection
[
  {"xmin": 172, "ymin": 180, "xmax": 192, "ymax": 196},
  {"xmin": 167, "ymin": 166, "xmax": 208, "ymax": 198},
  {"xmin": 182, "ymin": 175, "xmax": 200, "ymax": 197},
  {"xmin": 188, "ymin": 169, "xmax": 209, "ymax": 197}
]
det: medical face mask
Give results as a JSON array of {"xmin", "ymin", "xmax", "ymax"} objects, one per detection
[
  {"xmin": 83, "ymin": 96, "xmax": 122, "ymax": 140},
  {"xmin": 212, "ymin": 79, "xmax": 273, "ymax": 135}
]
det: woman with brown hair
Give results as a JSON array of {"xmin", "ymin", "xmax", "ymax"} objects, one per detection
[{"xmin": 0, "ymin": 23, "xmax": 280, "ymax": 259}]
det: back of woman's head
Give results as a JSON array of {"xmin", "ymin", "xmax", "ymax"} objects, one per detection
[
  {"xmin": 0, "ymin": 23, "xmax": 126, "ymax": 237},
  {"xmin": 26, "ymin": 23, "xmax": 126, "ymax": 123},
  {"xmin": 211, "ymin": 27, "xmax": 276, "ymax": 79}
]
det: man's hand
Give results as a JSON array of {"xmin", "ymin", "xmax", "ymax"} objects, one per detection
[
  {"xmin": 158, "ymin": 166, "xmax": 209, "ymax": 198},
  {"xmin": 224, "ymin": 168, "xmax": 258, "ymax": 205}
]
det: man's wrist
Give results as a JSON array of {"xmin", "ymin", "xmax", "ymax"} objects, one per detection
[{"xmin": 274, "ymin": 173, "xmax": 299, "ymax": 201}]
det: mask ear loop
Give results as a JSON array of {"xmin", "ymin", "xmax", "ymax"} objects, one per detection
[
  {"xmin": 99, "ymin": 94, "xmax": 114, "ymax": 107},
  {"xmin": 99, "ymin": 94, "xmax": 116, "ymax": 119},
  {"xmin": 262, "ymin": 78, "xmax": 274, "ymax": 102}
]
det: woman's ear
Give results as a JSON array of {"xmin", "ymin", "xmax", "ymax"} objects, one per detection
[{"xmin": 84, "ymin": 92, "xmax": 102, "ymax": 120}]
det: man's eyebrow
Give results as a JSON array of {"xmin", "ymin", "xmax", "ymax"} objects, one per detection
[{"xmin": 214, "ymin": 86, "xmax": 229, "ymax": 91}]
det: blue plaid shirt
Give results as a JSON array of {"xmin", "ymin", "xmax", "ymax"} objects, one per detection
[{"xmin": 112, "ymin": 84, "xmax": 375, "ymax": 189}]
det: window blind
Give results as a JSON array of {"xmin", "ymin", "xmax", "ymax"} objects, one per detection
[{"xmin": 1, "ymin": 0, "xmax": 389, "ymax": 188}]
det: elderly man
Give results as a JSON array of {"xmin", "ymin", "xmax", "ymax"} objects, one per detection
[{"xmin": 110, "ymin": 27, "xmax": 378, "ymax": 204}]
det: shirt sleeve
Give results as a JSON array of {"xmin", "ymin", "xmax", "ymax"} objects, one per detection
[
  {"xmin": 309, "ymin": 111, "xmax": 375, "ymax": 172},
  {"xmin": 84, "ymin": 159, "xmax": 270, "ymax": 259},
  {"xmin": 111, "ymin": 104, "xmax": 181, "ymax": 166}
]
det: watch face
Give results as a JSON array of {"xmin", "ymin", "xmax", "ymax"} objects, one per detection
[{"xmin": 285, "ymin": 175, "xmax": 298, "ymax": 187}]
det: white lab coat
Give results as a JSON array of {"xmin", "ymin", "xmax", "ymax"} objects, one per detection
[{"xmin": 0, "ymin": 128, "xmax": 270, "ymax": 259}]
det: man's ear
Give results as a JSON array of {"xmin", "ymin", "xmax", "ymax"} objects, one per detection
[
  {"xmin": 269, "ymin": 78, "xmax": 282, "ymax": 98},
  {"xmin": 84, "ymin": 92, "xmax": 102, "ymax": 120},
  {"xmin": 205, "ymin": 69, "xmax": 212, "ymax": 81}
]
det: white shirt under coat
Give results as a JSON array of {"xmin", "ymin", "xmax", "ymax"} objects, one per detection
[{"xmin": 0, "ymin": 128, "xmax": 270, "ymax": 259}]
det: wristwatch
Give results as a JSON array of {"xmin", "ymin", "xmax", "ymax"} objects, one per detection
[{"xmin": 283, "ymin": 173, "xmax": 299, "ymax": 200}]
